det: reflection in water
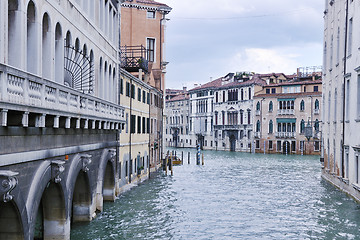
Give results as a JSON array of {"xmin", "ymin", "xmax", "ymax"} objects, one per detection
[{"xmin": 71, "ymin": 149, "xmax": 360, "ymax": 239}]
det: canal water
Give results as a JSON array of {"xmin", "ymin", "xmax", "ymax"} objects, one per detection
[{"xmin": 71, "ymin": 149, "xmax": 360, "ymax": 239}]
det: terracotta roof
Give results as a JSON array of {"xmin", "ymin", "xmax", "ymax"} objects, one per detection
[
  {"xmin": 189, "ymin": 77, "xmax": 223, "ymax": 91},
  {"xmin": 265, "ymin": 79, "xmax": 322, "ymax": 87},
  {"xmin": 166, "ymin": 94, "xmax": 189, "ymax": 102},
  {"xmin": 254, "ymin": 92, "xmax": 322, "ymax": 98},
  {"xmin": 219, "ymin": 76, "xmax": 266, "ymax": 89},
  {"xmin": 135, "ymin": 0, "xmax": 170, "ymax": 8}
]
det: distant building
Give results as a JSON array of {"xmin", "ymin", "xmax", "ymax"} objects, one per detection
[
  {"xmin": 322, "ymin": 0, "xmax": 360, "ymax": 201},
  {"xmin": 213, "ymin": 73, "xmax": 264, "ymax": 152},
  {"xmin": 253, "ymin": 72, "xmax": 322, "ymax": 155},
  {"xmin": 165, "ymin": 93, "xmax": 191, "ymax": 148}
]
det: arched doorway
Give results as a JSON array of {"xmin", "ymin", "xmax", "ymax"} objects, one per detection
[
  {"xmin": 283, "ymin": 141, "xmax": 290, "ymax": 154},
  {"xmin": 34, "ymin": 182, "xmax": 66, "ymax": 240},
  {"xmin": 230, "ymin": 134, "xmax": 236, "ymax": 152},
  {"xmin": 72, "ymin": 171, "xmax": 92, "ymax": 222},
  {"xmin": 103, "ymin": 161, "xmax": 115, "ymax": 202},
  {"xmin": 0, "ymin": 201, "xmax": 24, "ymax": 239}
]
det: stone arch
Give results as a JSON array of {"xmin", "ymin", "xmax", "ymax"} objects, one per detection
[
  {"xmin": 42, "ymin": 12, "xmax": 52, "ymax": 79},
  {"xmin": 112, "ymin": 67, "xmax": 116, "ymax": 103},
  {"xmin": 55, "ymin": 22, "xmax": 63, "ymax": 83},
  {"xmin": 96, "ymin": 149, "xmax": 116, "ymax": 211},
  {"xmin": 66, "ymin": 154, "xmax": 94, "ymax": 222},
  {"xmin": 8, "ymin": 0, "xmax": 23, "ymax": 68},
  {"xmin": 0, "ymin": 201, "xmax": 24, "ymax": 240},
  {"xmin": 27, "ymin": 161, "xmax": 69, "ymax": 240},
  {"xmin": 72, "ymin": 171, "xmax": 92, "ymax": 222}
]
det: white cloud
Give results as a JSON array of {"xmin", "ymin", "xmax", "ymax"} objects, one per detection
[{"xmin": 160, "ymin": 0, "xmax": 324, "ymax": 88}]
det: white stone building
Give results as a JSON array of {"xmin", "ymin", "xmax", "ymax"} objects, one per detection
[
  {"xmin": 213, "ymin": 73, "xmax": 263, "ymax": 152},
  {"xmin": 164, "ymin": 92, "xmax": 191, "ymax": 148},
  {"xmin": 322, "ymin": 0, "xmax": 360, "ymax": 200}
]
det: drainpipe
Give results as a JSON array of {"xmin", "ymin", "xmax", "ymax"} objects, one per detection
[{"xmin": 341, "ymin": 0, "xmax": 349, "ymax": 174}]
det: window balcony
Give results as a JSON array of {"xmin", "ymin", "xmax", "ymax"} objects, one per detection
[
  {"xmin": 277, "ymin": 109, "xmax": 295, "ymax": 115},
  {"xmin": 256, "ymin": 110, "xmax": 261, "ymax": 116},
  {"xmin": 314, "ymin": 109, "xmax": 320, "ymax": 115},
  {"xmin": 254, "ymin": 132, "xmax": 260, "ymax": 138},
  {"xmin": 275, "ymin": 132, "xmax": 296, "ymax": 138},
  {"xmin": 120, "ymin": 45, "xmax": 149, "ymax": 73}
]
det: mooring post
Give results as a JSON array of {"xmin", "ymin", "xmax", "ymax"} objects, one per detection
[
  {"xmin": 197, "ymin": 144, "xmax": 200, "ymax": 165},
  {"xmin": 202, "ymin": 153, "xmax": 204, "ymax": 165},
  {"xmin": 181, "ymin": 151, "xmax": 183, "ymax": 165},
  {"xmin": 188, "ymin": 152, "xmax": 190, "ymax": 164}
]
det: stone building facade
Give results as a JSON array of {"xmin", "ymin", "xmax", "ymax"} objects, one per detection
[
  {"xmin": 322, "ymin": 0, "xmax": 360, "ymax": 201},
  {"xmin": 253, "ymin": 74, "xmax": 322, "ymax": 155},
  {"xmin": 120, "ymin": 0, "xmax": 171, "ymax": 164},
  {"xmin": 165, "ymin": 92, "xmax": 191, "ymax": 148}
]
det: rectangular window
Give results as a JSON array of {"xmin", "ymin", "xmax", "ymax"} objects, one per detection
[
  {"xmin": 143, "ymin": 90, "xmax": 146, "ymax": 103},
  {"xmin": 346, "ymin": 80, "xmax": 350, "ymax": 121},
  {"xmin": 125, "ymin": 161, "xmax": 128, "ymax": 177},
  {"xmin": 147, "ymin": 10, "xmax": 155, "ymax": 19},
  {"xmin": 277, "ymin": 141, "xmax": 282, "ymax": 151},
  {"xmin": 130, "ymin": 115, "xmax": 136, "ymax": 133},
  {"xmin": 314, "ymin": 141, "xmax": 320, "ymax": 151},
  {"xmin": 348, "ymin": 18, "xmax": 353, "ymax": 55},
  {"xmin": 137, "ymin": 116, "xmax": 141, "ymax": 134},
  {"xmin": 266, "ymin": 89, "xmax": 270, "ymax": 94},
  {"xmin": 138, "ymin": 88, "xmax": 141, "ymax": 101},
  {"xmin": 271, "ymin": 88, "xmax": 276, "ymax": 94},
  {"xmin": 120, "ymin": 79, "xmax": 123, "ymax": 94},
  {"xmin": 147, "ymin": 92, "xmax": 150, "ymax": 104},
  {"xmin": 126, "ymin": 82, "xmax": 130, "ymax": 97},
  {"xmin": 356, "ymin": 155, "xmax": 359, "ymax": 184},
  {"xmin": 269, "ymin": 140, "xmax": 273, "ymax": 150},
  {"xmin": 291, "ymin": 141, "xmax": 296, "ymax": 152},
  {"xmin": 126, "ymin": 113, "xmax": 129, "ymax": 133},
  {"xmin": 314, "ymin": 86, "xmax": 319, "ymax": 92},
  {"xmin": 142, "ymin": 117, "xmax": 146, "ymax": 134},
  {"xmin": 147, "ymin": 118, "xmax": 150, "ymax": 134},
  {"xmin": 256, "ymin": 140, "xmax": 260, "ymax": 149},
  {"xmin": 131, "ymin": 84, "xmax": 135, "ymax": 99},
  {"xmin": 147, "ymin": 38, "xmax": 155, "ymax": 62}
]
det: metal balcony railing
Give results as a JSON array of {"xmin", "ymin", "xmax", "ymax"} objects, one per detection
[{"xmin": 120, "ymin": 45, "xmax": 149, "ymax": 73}]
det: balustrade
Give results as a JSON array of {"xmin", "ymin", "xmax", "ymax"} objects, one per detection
[{"xmin": 0, "ymin": 64, "xmax": 125, "ymax": 126}]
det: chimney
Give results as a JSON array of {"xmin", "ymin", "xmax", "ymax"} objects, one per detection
[{"xmin": 183, "ymin": 86, "xmax": 187, "ymax": 92}]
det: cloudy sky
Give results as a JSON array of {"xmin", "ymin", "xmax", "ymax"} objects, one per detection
[{"xmin": 160, "ymin": 0, "xmax": 324, "ymax": 89}]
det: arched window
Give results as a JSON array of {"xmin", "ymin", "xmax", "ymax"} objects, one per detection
[
  {"xmin": 291, "ymin": 100, "xmax": 294, "ymax": 109},
  {"xmin": 99, "ymin": 57, "xmax": 103, "ymax": 98},
  {"xmin": 300, "ymin": 100, "xmax": 305, "ymax": 111},
  {"xmin": 269, "ymin": 120, "xmax": 273, "ymax": 134},
  {"xmin": 256, "ymin": 102, "xmax": 260, "ymax": 111},
  {"xmin": 55, "ymin": 23, "xmax": 63, "ymax": 84},
  {"xmin": 27, "ymin": 1, "xmax": 38, "ymax": 74},
  {"xmin": 256, "ymin": 120, "xmax": 260, "ymax": 132},
  {"xmin": 300, "ymin": 119, "xmax": 305, "ymax": 134},
  {"xmin": 269, "ymin": 101, "xmax": 273, "ymax": 112},
  {"xmin": 315, "ymin": 99, "xmax": 319, "ymax": 110},
  {"xmin": 8, "ymin": 0, "xmax": 22, "ymax": 68},
  {"xmin": 241, "ymin": 89, "xmax": 244, "ymax": 100},
  {"xmin": 42, "ymin": 13, "xmax": 52, "ymax": 79}
]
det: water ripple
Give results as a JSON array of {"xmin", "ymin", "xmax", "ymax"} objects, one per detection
[{"xmin": 71, "ymin": 149, "xmax": 360, "ymax": 239}]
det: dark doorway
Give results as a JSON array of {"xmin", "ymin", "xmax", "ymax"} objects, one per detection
[
  {"xmin": 283, "ymin": 141, "xmax": 290, "ymax": 154},
  {"xmin": 230, "ymin": 135, "xmax": 236, "ymax": 152}
]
